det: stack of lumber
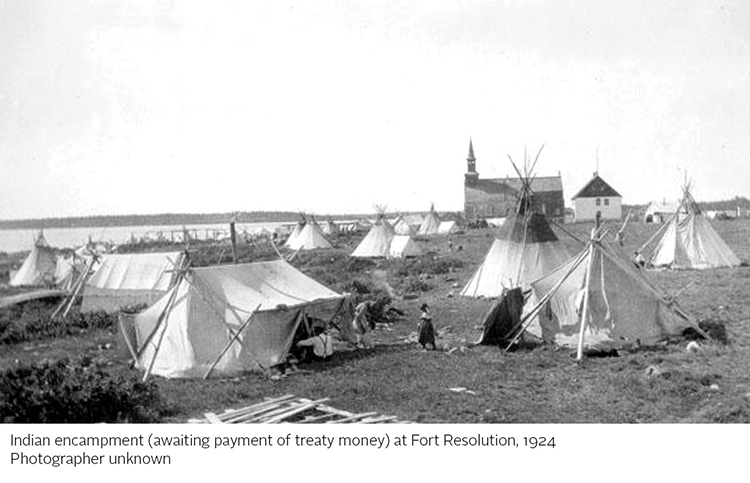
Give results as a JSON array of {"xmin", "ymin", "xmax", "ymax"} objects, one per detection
[{"xmin": 191, "ymin": 394, "xmax": 409, "ymax": 424}]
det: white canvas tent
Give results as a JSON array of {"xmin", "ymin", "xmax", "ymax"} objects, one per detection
[
  {"xmin": 284, "ymin": 218, "xmax": 306, "ymax": 248},
  {"xmin": 351, "ymin": 215, "xmax": 396, "ymax": 258},
  {"xmin": 10, "ymin": 233, "xmax": 57, "ymax": 287},
  {"xmin": 438, "ymin": 220, "xmax": 461, "ymax": 235},
  {"xmin": 285, "ymin": 221, "xmax": 332, "ymax": 250},
  {"xmin": 391, "ymin": 215, "xmax": 416, "ymax": 236},
  {"xmin": 418, "ymin": 205, "xmax": 441, "ymax": 235},
  {"xmin": 461, "ymin": 150, "xmax": 571, "ymax": 298},
  {"xmin": 520, "ymin": 235, "xmax": 702, "ymax": 356},
  {"xmin": 131, "ymin": 260, "xmax": 351, "ymax": 379},
  {"xmin": 388, "ymin": 235, "xmax": 422, "ymax": 258},
  {"xmin": 641, "ymin": 185, "xmax": 740, "ymax": 269},
  {"xmin": 322, "ymin": 218, "xmax": 339, "ymax": 236},
  {"xmin": 81, "ymin": 251, "xmax": 184, "ymax": 313}
]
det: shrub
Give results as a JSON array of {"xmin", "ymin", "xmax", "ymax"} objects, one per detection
[
  {"xmin": 0, "ymin": 358, "xmax": 165, "ymax": 423},
  {"xmin": 402, "ymin": 277, "xmax": 434, "ymax": 293},
  {"xmin": 0, "ymin": 304, "xmax": 117, "ymax": 345}
]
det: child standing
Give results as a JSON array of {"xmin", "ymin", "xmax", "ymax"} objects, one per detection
[{"xmin": 417, "ymin": 303, "xmax": 436, "ymax": 350}]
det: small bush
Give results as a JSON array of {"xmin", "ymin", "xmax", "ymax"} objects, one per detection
[
  {"xmin": 0, "ymin": 358, "xmax": 165, "ymax": 423},
  {"xmin": 402, "ymin": 277, "xmax": 434, "ymax": 293},
  {"xmin": 0, "ymin": 304, "xmax": 117, "ymax": 345},
  {"xmin": 396, "ymin": 256, "xmax": 464, "ymax": 277}
]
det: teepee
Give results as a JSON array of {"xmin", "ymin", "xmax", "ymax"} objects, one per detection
[
  {"xmin": 391, "ymin": 215, "xmax": 416, "ymax": 236},
  {"xmin": 418, "ymin": 205, "xmax": 441, "ymax": 235},
  {"xmin": 284, "ymin": 214, "xmax": 307, "ymax": 248},
  {"xmin": 517, "ymin": 230, "xmax": 703, "ymax": 358},
  {"xmin": 322, "ymin": 218, "xmax": 339, "ymax": 236},
  {"xmin": 286, "ymin": 218, "xmax": 332, "ymax": 250},
  {"xmin": 461, "ymin": 147, "xmax": 572, "ymax": 297},
  {"xmin": 641, "ymin": 183, "xmax": 740, "ymax": 269},
  {"xmin": 10, "ymin": 232, "xmax": 58, "ymax": 287},
  {"xmin": 351, "ymin": 209, "xmax": 397, "ymax": 258}
]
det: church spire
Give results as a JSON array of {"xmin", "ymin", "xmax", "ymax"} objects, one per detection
[
  {"xmin": 467, "ymin": 138, "xmax": 476, "ymax": 173},
  {"xmin": 465, "ymin": 138, "xmax": 479, "ymax": 186}
]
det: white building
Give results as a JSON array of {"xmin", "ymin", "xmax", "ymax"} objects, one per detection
[{"xmin": 572, "ymin": 173, "xmax": 622, "ymax": 222}]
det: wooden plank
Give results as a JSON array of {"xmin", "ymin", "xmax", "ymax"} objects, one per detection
[
  {"xmin": 255, "ymin": 398, "xmax": 329, "ymax": 424},
  {"xmin": 326, "ymin": 412, "xmax": 379, "ymax": 424},
  {"xmin": 204, "ymin": 413, "xmax": 223, "ymax": 424}
]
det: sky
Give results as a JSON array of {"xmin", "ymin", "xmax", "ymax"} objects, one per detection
[{"xmin": 1, "ymin": 0, "xmax": 749, "ymax": 220}]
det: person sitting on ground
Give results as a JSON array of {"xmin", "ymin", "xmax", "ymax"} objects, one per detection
[
  {"xmin": 295, "ymin": 326, "xmax": 334, "ymax": 362},
  {"xmin": 633, "ymin": 251, "xmax": 646, "ymax": 269},
  {"xmin": 352, "ymin": 300, "xmax": 373, "ymax": 349},
  {"xmin": 417, "ymin": 303, "xmax": 436, "ymax": 350}
]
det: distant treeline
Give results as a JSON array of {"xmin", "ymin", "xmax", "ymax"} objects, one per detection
[{"xmin": 0, "ymin": 210, "xmax": 433, "ymax": 230}]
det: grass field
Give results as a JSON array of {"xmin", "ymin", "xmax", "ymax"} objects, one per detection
[{"xmin": 2, "ymin": 218, "xmax": 750, "ymax": 423}]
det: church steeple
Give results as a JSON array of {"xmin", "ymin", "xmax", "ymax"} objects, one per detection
[
  {"xmin": 467, "ymin": 139, "xmax": 476, "ymax": 172},
  {"xmin": 465, "ymin": 138, "xmax": 479, "ymax": 186}
]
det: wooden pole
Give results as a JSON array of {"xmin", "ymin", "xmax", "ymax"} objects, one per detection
[
  {"xmin": 229, "ymin": 220, "xmax": 238, "ymax": 264},
  {"xmin": 203, "ymin": 303, "xmax": 262, "ymax": 379},
  {"xmin": 576, "ymin": 237, "xmax": 596, "ymax": 361}
]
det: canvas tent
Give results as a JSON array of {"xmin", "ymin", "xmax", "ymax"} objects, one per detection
[
  {"xmin": 388, "ymin": 235, "xmax": 422, "ymax": 258},
  {"xmin": 81, "ymin": 251, "xmax": 185, "ymax": 313},
  {"xmin": 641, "ymin": 185, "xmax": 740, "ymax": 269},
  {"xmin": 351, "ymin": 216, "xmax": 396, "ymax": 258},
  {"xmin": 285, "ymin": 221, "xmax": 332, "ymax": 250},
  {"xmin": 461, "ymin": 150, "xmax": 572, "ymax": 298},
  {"xmin": 284, "ymin": 216, "xmax": 307, "ymax": 248},
  {"xmin": 10, "ymin": 233, "xmax": 58, "ymax": 287},
  {"xmin": 438, "ymin": 220, "xmax": 461, "ymax": 235},
  {"xmin": 520, "ymin": 235, "xmax": 701, "ymax": 356},
  {"xmin": 391, "ymin": 215, "xmax": 416, "ymax": 236},
  {"xmin": 418, "ymin": 205, "xmax": 441, "ymax": 235},
  {"xmin": 131, "ymin": 260, "xmax": 351, "ymax": 378},
  {"xmin": 322, "ymin": 218, "xmax": 339, "ymax": 236}
]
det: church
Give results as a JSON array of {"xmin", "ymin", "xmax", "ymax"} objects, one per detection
[{"xmin": 463, "ymin": 140, "xmax": 565, "ymax": 221}]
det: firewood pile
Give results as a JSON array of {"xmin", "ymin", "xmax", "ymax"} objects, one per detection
[{"xmin": 190, "ymin": 394, "xmax": 410, "ymax": 424}]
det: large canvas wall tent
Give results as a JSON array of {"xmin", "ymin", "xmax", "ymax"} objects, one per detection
[
  {"xmin": 285, "ymin": 218, "xmax": 332, "ymax": 251},
  {"xmin": 417, "ymin": 205, "xmax": 441, "ymax": 235},
  {"xmin": 389, "ymin": 235, "xmax": 422, "ymax": 258},
  {"xmin": 9, "ymin": 232, "xmax": 58, "ymax": 287},
  {"xmin": 640, "ymin": 183, "xmax": 741, "ymax": 269},
  {"xmin": 515, "ymin": 230, "xmax": 705, "ymax": 358},
  {"xmin": 130, "ymin": 260, "xmax": 353, "ymax": 379},
  {"xmin": 80, "ymin": 251, "xmax": 185, "ymax": 313},
  {"xmin": 461, "ymin": 148, "xmax": 572, "ymax": 298}
]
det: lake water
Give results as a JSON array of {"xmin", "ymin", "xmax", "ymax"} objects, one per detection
[{"xmin": 0, "ymin": 221, "xmax": 293, "ymax": 253}]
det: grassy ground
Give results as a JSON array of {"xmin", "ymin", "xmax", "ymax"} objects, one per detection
[{"xmin": 2, "ymin": 219, "xmax": 750, "ymax": 423}]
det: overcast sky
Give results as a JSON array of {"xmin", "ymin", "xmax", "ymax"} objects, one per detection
[{"xmin": 1, "ymin": 0, "xmax": 749, "ymax": 220}]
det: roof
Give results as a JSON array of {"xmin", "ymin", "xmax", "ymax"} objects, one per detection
[
  {"xmin": 474, "ymin": 176, "xmax": 563, "ymax": 195},
  {"xmin": 86, "ymin": 252, "xmax": 182, "ymax": 291},
  {"xmin": 190, "ymin": 260, "xmax": 342, "ymax": 311},
  {"xmin": 572, "ymin": 174, "xmax": 621, "ymax": 199}
]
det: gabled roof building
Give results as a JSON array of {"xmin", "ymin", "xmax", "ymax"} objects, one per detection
[{"xmin": 572, "ymin": 172, "xmax": 622, "ymax": 222}]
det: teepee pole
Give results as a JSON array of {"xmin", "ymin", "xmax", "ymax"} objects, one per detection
[
  {"xmin": 576, "ymin": 239, "xmax": 596, "ymax": 361},
  {"xmin": 504, "ymin": 247, "xmax": 590, "ymax": 352}
]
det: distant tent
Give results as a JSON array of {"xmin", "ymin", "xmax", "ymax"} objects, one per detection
[
  {"xmin": 391, "ymin": 215, "xmax": 416, "ymax": 236},
  {"xmin": 286, "ymin": 220, "xmax": 332, "ymax": 250},
  {"xmin": 81, "ymin": 251, "xmax": 185, "ymax": 313},
  {"xmin": 641, "ymin": 184, "xmax": 741, "ymax": 269},
  {"xmin": 284, "ymin": 215, "xmax": 307, "ymax": 248},
  {"xmin": 522, "ymin": 236, "xmax": 701, "ymax": 355},
  {"xmin": 54, "ymin": 255, "xmax": 87, "ymax": 292},
  {"xmin": 389, "ymin": 235, "xmax": 422, "ymax": 258},
  {"xmin": 131, "ymin": 260, "xmax": 352, "ymax": 378},
  {"xmin": 418, "ymin": 205, "xmax": 441, "ymax": 235},
  {"xmin": 351, "ymin": 215, "xmax": 396, "ymax": 258},
  {"xmin": 9, "ymin": 233, "xmax": 57, "ymax": 287},
  {"xmin": 461, "ymin": 148, "xmax": 571, "ymax": 297},
  {"xmin": 438, "ymin": 220, "xmax": 460, "ymax": 235},
  {"xmin": 322, "ymin": 218, "xmax": 339, "ymax": 236}
]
